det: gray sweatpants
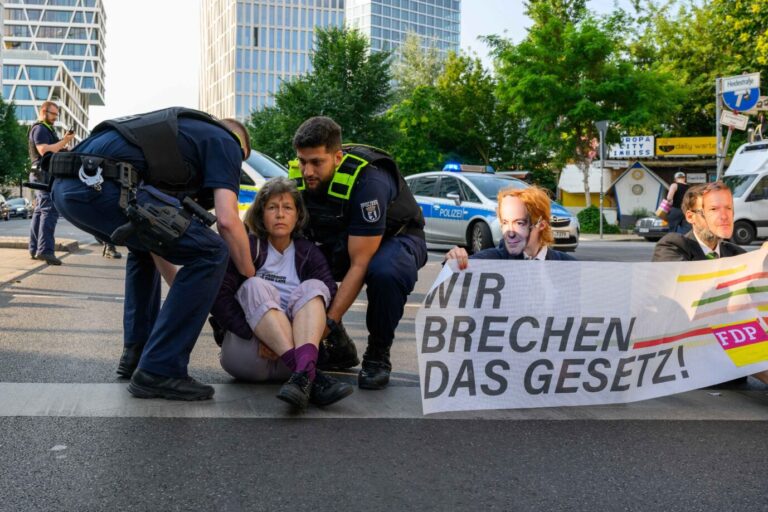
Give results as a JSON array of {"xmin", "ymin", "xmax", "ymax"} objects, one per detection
[{"xmin": 219, "ymin": 277, "xmax": 331, "ymax": 382}]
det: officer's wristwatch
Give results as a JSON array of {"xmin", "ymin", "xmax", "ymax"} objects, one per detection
[{"xmin": 326, "ymin": 317, "xmax": 340, "ymax": 333}]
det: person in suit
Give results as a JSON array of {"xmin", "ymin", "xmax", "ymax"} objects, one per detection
[
  {"xmin": 652, "ymin": 180, "xmax": 768, "ymax": 388},
  {"xmin": 652, "ymin": 181, "xmax": 743, "ymax": 262},
  {"xmin": 445, "ymin": 185, "xmax": 576, "ymax": 268}
]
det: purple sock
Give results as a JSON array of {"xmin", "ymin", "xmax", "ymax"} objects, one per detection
[
  {"xmin": 294, "ymin": 344, "xmax": 319, "ymax": 381},
  {"xmin": 280, "ymin": 347, "xmax": 296, "ymax": 372}
]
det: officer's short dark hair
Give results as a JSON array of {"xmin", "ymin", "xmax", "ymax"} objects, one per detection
[
  {"xmin": 292, "ymin": 116, "xmax": 342, "ymax": 152},
  {"xmin": 244, "ymin": 176, "xmax": 307, "ymax": 238}
]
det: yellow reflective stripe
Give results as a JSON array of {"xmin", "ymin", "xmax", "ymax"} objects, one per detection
[
  {"xmin": 240, "ymin": 185, "xmax": 259, "ymax": 192},
  {"xmin": 329, "ymin": 153, "xmax": 368, "ymax": 200},
  {"xmin": 287, "ymin": 159, "xmax": 304, "ymax": 190}
]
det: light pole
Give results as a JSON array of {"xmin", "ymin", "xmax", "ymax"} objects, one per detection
[{"xmin": 594, "ymin": 120, "xmax": 610, "ymax": 239}]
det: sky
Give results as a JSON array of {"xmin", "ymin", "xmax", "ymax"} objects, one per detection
[{"xmin": 88, "ymin": 0, "xmax": 629, "ymax": 128}]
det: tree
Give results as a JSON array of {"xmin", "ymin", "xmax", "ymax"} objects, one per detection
[
  {"xmin": 0, "ymin": 97, "xmax": 29, "ymax": 191},
  {"xmin": 489, "ymin": 0, "xmax": 683, "ymax": 205},
  {"xmin": 392, "ymin": 33, "xmax": 444, "ymax": 100},
  {"xmin": 247, "ymin": 27, "xmax": 394, "ymax": 164}
]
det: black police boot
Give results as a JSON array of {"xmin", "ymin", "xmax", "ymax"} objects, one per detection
[
  {"xmin": 317, "ymin": 321, "xmax": 360, "ymax": 371},
  {"xmin": 358, "ymin": 346, "xmax": 392, "ymax": 390},
  {"xmin": 103, "ymin": 243, "xmax": 122, "ymax": 259},
  {"xmin": 276, "ymin": 371, "xmax": 312, "ymax": 410},
  {"xmin": 116, "ymin": 344, "xmax": 144, "ymax": 378},
  {"xmin": 310, "ymin": 370, "xmax": 354, "ymax": 406},
  {"xmin": 128, "ymin": 369, "xmax": 215, "ymax": 401}
]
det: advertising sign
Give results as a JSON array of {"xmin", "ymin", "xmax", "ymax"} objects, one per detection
[
  {"xmin": 608, "ymin": 136, "xmax": 655, "ymax": 158},
  {"xmin": 656, "ymin": 137, "xmax": 717, "ymax": 156}
]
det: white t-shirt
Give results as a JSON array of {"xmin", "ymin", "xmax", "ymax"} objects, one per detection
[{"xmin": 256, "ymin": 241, "xmax": 301, "ymax": 310}]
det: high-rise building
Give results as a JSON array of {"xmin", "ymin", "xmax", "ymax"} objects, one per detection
[
  {"xmin": 2, "ymin": 0, "xmax": 106, "ymax": 136},
  {"xmin": 345, "ymin": 0, "xmax": 460, "ymax": 57},
  {"xmin": 200, "ymin": 0, "xmax": 344, "ymax": 120}
]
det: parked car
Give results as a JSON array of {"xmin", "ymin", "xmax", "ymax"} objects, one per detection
[
  {"xmin": 634, "ymin": 216, "xmax": 669, "ymax": 241},
  {"xmin": 5, "ymin": 197, "xmax": 33, "ymax": 219},
  {"xmin": 237, "ymin": 150, "xmax": 288, "ymax": 217},
  {"xmin": 0, "ymin": 194, "xmax": 8, "ymax": 221},
  {"xmin": 404, "ymin": 169, "xmax": 579, "ymax": 253}
]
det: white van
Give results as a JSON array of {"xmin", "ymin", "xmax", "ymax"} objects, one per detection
[{"xmin": 723, "ymin": 140, "xmax": 768, "ymax": 245}]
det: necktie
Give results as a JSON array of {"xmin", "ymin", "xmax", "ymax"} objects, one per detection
[{"xmin": 705, "ymin": 252, "xmax": 719, "ymax": 259}]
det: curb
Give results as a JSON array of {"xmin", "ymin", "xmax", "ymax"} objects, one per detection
[{"xmin": 0, "ymin": 237, "xmax": 79, "ymax": 252}]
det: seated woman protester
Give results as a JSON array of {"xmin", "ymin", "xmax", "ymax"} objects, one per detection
[{"xmin": 210, "ymin": 177, "xmax": 353, "ymax": 410}]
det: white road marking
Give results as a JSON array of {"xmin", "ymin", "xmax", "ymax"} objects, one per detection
[{"xmin": 1, "ymin": 383, "xmax": 767, "ymax": 420}]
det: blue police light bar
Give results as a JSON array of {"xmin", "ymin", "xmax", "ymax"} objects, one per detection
[{"xmin": 443, "ymin": 163, "xmax": 461, "ymax": 172}]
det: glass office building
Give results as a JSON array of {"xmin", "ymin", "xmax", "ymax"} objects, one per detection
[
  {"xmin": 345, "ymin": 0, "xmax": 460, "ymax": 57},
  {"xmin": 2, "ymin": 0, "xmax": 106, "ymax": 136},
  {"xmin": 201, "ymin": 0, "xmax": 344, "ymax": 120}
]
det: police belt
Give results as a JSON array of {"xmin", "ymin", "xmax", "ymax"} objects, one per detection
[{"xmin": 48, "ymin": 152, "xmax": 139, "ymax": 185}]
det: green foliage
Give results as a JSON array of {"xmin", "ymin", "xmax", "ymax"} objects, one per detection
[
  {"xmin": 386, "ymin": 86, "xmax": 444, "ymax": 175},
  {"xmin": 392, "ymin": 33, "xmax": 444, "ymax": 100},
  {"xmin": 488, "ymin": 0, "xmax": 683, "ymax": 205},
  {"xmin": 578, "ymin": 206, "xmax": 621, "ymax": 233},
  {"xmin": 0, "ymin": 98, "xmax": 29, "ymax": 186},
  {"xmin": 246, "ymin": 27, "xmax": 394, "ymax": 164}
]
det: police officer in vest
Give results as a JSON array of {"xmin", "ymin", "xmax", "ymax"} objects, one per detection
[
  {"xmin": 291, "ymin": 116, "xmax": 427, "ymax": 389},
  {"xmin": 28, "ymin": 101, "xmax": 74, "ymax": 265},
  {"xmin": 48, "ymin": 107, "xmax": 256, "ymax": 401}
]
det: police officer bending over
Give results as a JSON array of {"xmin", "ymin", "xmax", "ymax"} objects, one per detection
[
  {"xmin": 291, "ymin": 116, "xmax": 427, "ymax": 389},
  {"xmin": 48, "ymin": 107, "xmax": 255, "ymax": 401}
]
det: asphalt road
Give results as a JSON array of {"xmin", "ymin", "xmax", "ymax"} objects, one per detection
[{"xmin": 1, "ymin": 223, "xmax": 768, "ymax": 511}]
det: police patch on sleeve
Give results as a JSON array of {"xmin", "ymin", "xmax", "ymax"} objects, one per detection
[{"xmin": 360, "ymin": 199, "xmax": 381, "ymax": 223}]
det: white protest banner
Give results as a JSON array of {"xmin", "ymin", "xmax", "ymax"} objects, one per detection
[{"xmin": 415, "ymin": 252, "xmax": 768, "ymax": 414}]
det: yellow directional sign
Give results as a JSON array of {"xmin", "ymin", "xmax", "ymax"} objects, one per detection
[{"xmin": 655, "ymin": 137, "xmax": 717, "ymax": 156}]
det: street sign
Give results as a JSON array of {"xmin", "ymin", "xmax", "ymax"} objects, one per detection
[
  {"xmin": 603, "ymin": 160, "xmax": 629, "ymax": 168},
  {"xmin": 720, "ymin": 110, "xmax": 749, "ymax": 130},
  {"xmin": 723, "ymin": 88, "xmax": 761, "ymax": 111},
  {"xmin": 721, "ymin": 72, "xmax": 761, "ymax": 93}
]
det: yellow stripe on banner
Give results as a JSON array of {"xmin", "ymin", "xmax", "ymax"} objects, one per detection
[
  {"xmin": 758, "ymin": 305, "xmax": 768, "ymax": 312},
  {"xmin": 724, "ymin": 342, "xmax": 768, "ymax": 367},
  {"xmin": 677, "ymin": 265, "xmax": 748, "ymax": 282},
  {"xmin": 711, "ymin": 318, "xmax": 758, "ymax": 330}
]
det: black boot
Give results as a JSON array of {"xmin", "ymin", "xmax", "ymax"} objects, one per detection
[
  {"xmin": 276, "ymin": 371, "xmax": 312, "ymax": 410},
  {"xmin": 117, "ymin": 344, "xmax": 144, "ymax": 378},
  {"xmin": 103, "ymin": 243, "xmax": 122, "ymax": 259},
  {"xmin": 317, "ymin": 321, "xmax": 360, "ymax": 371},
  {"xmin": 358, "ymin": 346, "xmax": 392, "ymax": 390},
  {"xmin": 310, "ymin": 370, "xmax": 354, "ymax": 406}
]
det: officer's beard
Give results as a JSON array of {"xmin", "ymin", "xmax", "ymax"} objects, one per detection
[{"xmin": 305, "ymin": 178, "xmax": 331, "ymax": 198}]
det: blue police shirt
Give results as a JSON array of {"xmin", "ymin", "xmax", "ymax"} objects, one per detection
[
  {"xmin": 29, "ymin": 123, "xmax": 59, "ymax": 164},
  {"xmin": 347, "ymin": 164, "xmax": 397, "ymax": 237},
  {"xmin": 73, "ymin": 118, "xmax": 242, "ymax": 194}
]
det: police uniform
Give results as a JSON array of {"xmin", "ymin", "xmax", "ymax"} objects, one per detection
[
  {"xmin": 297, "ymin": 147, "xmax": 427, "ymax": 385},
  {"xmin": 28, "ymin": 122, "xmax": 61, "ymax": 259},
  {"xmin": 50, "ymin": 115, "xmax": 241, "ymax": 382}
]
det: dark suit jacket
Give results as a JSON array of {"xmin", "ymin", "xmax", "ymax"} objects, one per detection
[
  {"xmin": 471, "ymin": 241, "xmax": 576, "ymax": 261},
  {"xmin": 652, "ymin": 231, "xmax": 745, "ymax": 262}
]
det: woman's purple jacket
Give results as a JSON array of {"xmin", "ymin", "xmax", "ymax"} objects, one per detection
[{"xmin": 210, "ymin": 235, "xmax": 338, "ymax": 340}]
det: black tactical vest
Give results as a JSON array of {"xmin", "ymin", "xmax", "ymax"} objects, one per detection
[
  {"xmin": 28, "ymin": 121, "xmax": 58, "ymax": 166},
  {"xmin": 297, "ymin": 145, "xmax": 424, "ymax": 278},
  {"xmin": 90, "ymin": 107, "xmax": 240, "ymax": 209}
]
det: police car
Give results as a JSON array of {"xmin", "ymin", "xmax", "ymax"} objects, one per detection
[
  {"xmin": 405, "ymin": 166, "xmax": 579, "ymax": 253},
  {"xmin": 238, "ymin": 150, "xmax": 288, "ymax": 215}
]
